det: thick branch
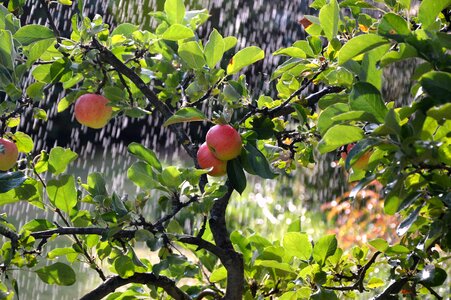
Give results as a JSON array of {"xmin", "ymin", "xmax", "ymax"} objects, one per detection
[
  {"xmin": 80, "ymin": 273, "xmax": 191, "ymax": 300},
  {"xmin": 0, "ymin": 225, "xmax": 19, "ymax": 257},
  {"xmin": 208, "ymin": 184, "xmax": 244, "ymax": 300}
]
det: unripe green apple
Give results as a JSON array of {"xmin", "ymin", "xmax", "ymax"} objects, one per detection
[
  {"xmin": 74, "ymin": 94, "xmax": 112, "ymax": 129},
  {"xmin": 0, "ymin": 138, "xmax": 18, "ymax": 171},
  {"xmin": 206, "ymin": 124, "xmax": 242, "ymax": 161},
  {"xmin": 197, "ymin": 143, "xmax": 227, "ymax": 176}
]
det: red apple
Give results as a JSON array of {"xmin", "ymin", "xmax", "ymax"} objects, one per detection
[
  {"xmin": 0, "ymin": 138, "xmax": 18, "ymax": 171},
  {"xmin": 74, "ymin": 94, "xmax": 112, "ymax": 129},
  {"xmin": 197, "ymin": 143, "xmax": 227, "ymax": 176},
  {"xmin": 206, "ymin": 124, "xmax": 242, "ymax": 161}
]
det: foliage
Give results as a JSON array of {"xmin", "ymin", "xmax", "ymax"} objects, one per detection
[{"xmin": 0, "ymin": 0, "xmax": 450, "ymax": 299}]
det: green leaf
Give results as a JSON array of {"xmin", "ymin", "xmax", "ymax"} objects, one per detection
[
  {"xmin": 26, "ymin": 38, "xmax": 55, "ymax": 66},
  {"xmin": 160, "ymin": 166, "xmax": 183, "ymax": 188},
  {"xmin": 178, "ymin": 41, "xmax": 206, "ymax": 69},
  {"xmin": 313, "ymin": 234, "xmax": 337, "ymax": 266},
  {"xmin": 318, "ymin": 125, "xmax": 364, "ymax": 153},
  {"xmin": 209, "ymin": 266, "xmax": 227, "ymax": 283},
  {"xmin": 21, "ymin": 219, "xmax": 56, "ymax": 232},
  {"xmin": 418, "ymin": 0, "xmax": 451, "ymax": 29},
  {"xmin": 163, "ymin": 107, "xmax": 206, "ymax": 126},
  {"xmin": 369, "ymin": 238, "xmax": 389, "ymax": 252},
  {"xmin": 0, "ymin": 30, "xmax": 15, "ymax": 70},
  {"xmin": 338, "ymin": 34, "xmax": 389, "ymax": 65},
  {"xmin": 319, "ymin": 0, "xmax": 339, "ymax": 41},
  {"xmin": 223, "ymin": 36, "xmax": 237, "ymax": 52},
  {"xmin": 204, "ymin": 29, "xmax": 225, "ymax": 68},
  {"xmin": 397, "ymin": 205, "xmax": 422, "ymax": 236},
  {"xmin": 127, "ymin": 162, "xmax": 159, "ymax": 190},
  {"xmin": 127, "ymin": 142, "xmax": 162, "ymax": 171},
  {"xmin": 367, "ymin": 277, "xmax": 385, "ymax": 289},
  {"xmin": 427, "ymin": 103, "xmax": 451, "ymax": 123},
  {"xmin": 0, "ymin": 172, "xmax": 26, "ymax": 193},
  {"xmin": 13, "ymin": 131, "xmax": 33, "ymax": 153},
  {"xmin": 14, "ymin": 25, "xmax": 54, "ymax": 46},
  {"xmin": 36, "ymin": 262, "xmax": 76, "ymax": 286},
  {"xmin": 254, "ymin": 260, "xmax": 294, "ymax": 273},
  {"xmin": 0, "ymin": 178, "xmax": 43, "ymax": 208},
  {"xmin": 349, "ymin": 82, "xmax": 388, "ymax": 123},
  {"xmin": 48, "ymin": 147, "xmax": 78, "ymax": 175},
  {"xmin": 162, "ymin": 24, "xmax": 193, "ymax": 41},
  {"xmin": 377, "ymin": 13, "xmax": 411, "ymax": 42},
  {"xmin": 283, "ymin": 232, "xmax": 312, "ymax": 260},
  {"xmin": 227, "ymin": 46, "xmax": 264, "ymax": 75},
  {"xmin": 47, "ymin": 175, "xmax": 77, "ymax": 214},
  {"xmin": 317, "ymin": 103, "xmax": 349, "ymax": 134},
  {"xmin": 47, "ymin": 247, "xmax": 77, "ymax": 260},
  {"xmin": 273, "ymin": 47, "xmax": 306, "ymax": 58},
  {"xmin": 112, "ymin": 193, "xmax": 128, "ymax": 217},
  {"xmin": 419, "ymin": 266, "xmax": 447, "ymax": 287},
  {"xmin": 227, "ymin": 158, "xmax": 246, "ymax": 194},
  {"xmin": 164, "ymin": 0, "xmax": 185, "ymax": 25},
  {"xmin": 380, "ymin": 43, "xmax": 417, "ymax": 67},
  {"xmin": 420, "ymin": 71, "xmax": 451, "ymax": 102},
  {"xmin": 241, "ymin": 143, "xmax": 276, "ymax": 179},
  {"xmin": 80, "ymin": 174, "xmax": 105, "ymax": 202},
  {"xmin": 114, "ymin": 255, "xmax": 135, "ymax": 278},
  {"xmin": 111, "ymin": 23, "xmax": 138, "ymax": 38},
  {"xmin": 58, "ymin": 0, "xmax": 73, "ymax": 5},
  {"xmin": 311, "ymin": 288, "xmax": 338, "ymax": 300},
  {"xmin": 26, "ymin": 82, "xmax": 46, "ymax": 101},
  {"xmin": 386, "ymin": 244, "xmax": 410, "ymax": 255}
]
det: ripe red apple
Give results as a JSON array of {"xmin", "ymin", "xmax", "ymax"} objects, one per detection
[
  {"xmin": 74, "ymin": 94, "xmax": 112, "ymax": 129},
  {"xmin": 0, "ymin": 138, "xmax": 19, "ymax": 171},
  {"xmin": 197, "ymin": 143, "xmax": 227, "ymax": 176},
  {"xmin": 206, "ymin": 124, "xmax": 242, "ymax": 161}
]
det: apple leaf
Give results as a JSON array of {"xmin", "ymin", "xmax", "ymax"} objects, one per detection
[
  {"xmin": 0, "ymin": 172, "xmax": 26, "ymax": 193},
  {"xmin": 378, "ymin": 13, "xmax": 411, "ymax": 42},
  {"xmin": 349, "ymin": 82, "xmax": 388, "ymax": 123},
  {"xmin": 48, "ymin": 147, "xmax": 78, "ymax": 175},
  {"xmin": 162, "ymin": 24, "xmax": 194, "ymax": 41},
  {"xmin": 227, "ymin": 46, "xmax": 264, "ymax": 75},
  {"xmin": 36, "ymin": 262, "xmax": 76, "ymax": 286},
  {"xmin": 127, "ymin": 142, "xmax": 162, "ymax": 171},
  {"xmin": 47, "ymin": 175, "xmax": 77, "ymax": 214},
  {"xmin": 241, "ymin": 143, "xmax": 276, "ymax": 179},
  {"xmin": 319, "ymin": 0, "xmax": 339, "ymax": 41},
  {"xmin": 418, "ymin": 0, "xmax": 451, "ymax": 29},
  {"xmin": 318, "ymin": 125, "xmax": 364, "ymax": 153},
  {"xmin": 178, "ymin": 41, "xmax": 206, "ymax": 69},
  {"xmin": 313, "ymin": 234, "xmax": 337, "ymax": 266},
  {"xmin": 227, "ymin": 158, "xmax": 246, "ymax": 194},
  {"xmin": 205, "ymin": 29, "xmax": 225, "ymax": 68},
  {"xmin": 14, "ymin": 25, "xmax": 54, "ymax": 46},
  {"xmin": 338, "ymin": 34, "xmax": 389, "ymax": 65},
  {"xmin": 163, "ymin": 107, "xmax": 206, "ymax": 127},
  {"xmin": 13, "ymin": 131, "xmax": 34, "ymax": 153},
  {"xmin": 164, "ymin": 0, "xmax": 185, "ymax": 25}
]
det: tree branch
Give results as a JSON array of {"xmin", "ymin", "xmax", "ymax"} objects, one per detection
[
  {"xmin": 90, "ymin": 38, "xmax": 198, "ymax": 160},
  {"xmin": 80, "ymin": 273, "xmax": 191, "ymax": 300},
  {"xmin": 208, "ymin": 183, "xmax": 244, "ymax": 300},
  {"xmin": 38, "ymin": 0, "xmax": 62, "ymax": 43},
  {"xmin": 323, "ymin": 251, "xmax": 381, "ymax": 292}
]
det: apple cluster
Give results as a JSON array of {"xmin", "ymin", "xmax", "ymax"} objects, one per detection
[{"xmin": 197, "ymin": 124, "xmax": 242, "ymax": 177}]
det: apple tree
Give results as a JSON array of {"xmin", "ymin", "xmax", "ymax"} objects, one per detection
[{"xmin": 0, "ymin": 0, "xmax": 450, "ymax": 299}]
